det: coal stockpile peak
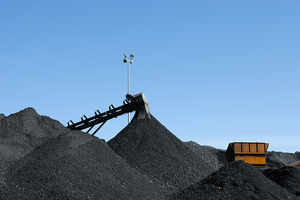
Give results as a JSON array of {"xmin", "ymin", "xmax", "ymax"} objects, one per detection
[
  {"xmin": 108, "ymin": 114, "xmax": 215, "ymax": 194},
  {"xmin": 2, "ymin": 129, "xmax": 165, "ymax": 199},
  {"xmin": 263, "ymin": 166, "xmax": 300, "ymax": 198},
  {"xmin": 0, "ymin": 107, "xmax": 66, "ymax": 141},
  {"xmin": 0, "ymin": 108, "xmax": 67, "ymax": 177},
  {"xmin": 170, "ymin": 160, "xmax": 298, "ymax": 200}
]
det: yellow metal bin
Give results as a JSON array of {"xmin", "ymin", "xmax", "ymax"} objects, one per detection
[{"xmin": 225, "ymin": 142, "xmax": 269, "ymax": 167}]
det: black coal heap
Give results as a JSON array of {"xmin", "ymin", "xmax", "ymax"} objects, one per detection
[
  {"xmin": 267, "ymin": 151, "xmax": 300, "ymax": 168},
  {"xmin": 0, "ymin": 108, "xmax": 164, "ymax": 200},
  {"xmin": 1, "ymin": 108, "xmax": 299, "ymax": 199},
  {"xmin": 170, "ymin": 160, "xmax": 298, "ymax": 199},
  {"xmin": 0, "ymin": 108, "xmax": 65, "ymax": 182},
  {"xmin": 184, "ymin": 141, "xmax": 228, "ymax": 170},
  {"xmin": 108, "ymin": 115, "xmax": 215, "ymax": 194},
  {"xmin": 263, "ymin": 166, "xmax": 300, "ymax": 197}
]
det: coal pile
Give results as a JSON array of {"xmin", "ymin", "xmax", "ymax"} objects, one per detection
[
  {"xmin": 267, "ymin": 151, "xmax": 300, "ymax": 168},
  {"xmin": 108, "ymin": 115, "xmax": 215, "ymax": 194},
  {"xmin": 170, "ymin": 160, "xmax": 299, "ymax": 200},
  {"xmin": 1, "ymin": 107, "xmax": 300, "ymax": 199},
  {"xmin": 263, "ymin": 166, "xmax": 300, "ymax": 197},
  {"xmin": 184, "ymin": 141, "xmax": 228, "ymax": 170},
  {"xmin": 0, "ymin": 108, "xmax": 66, "ymax": 183},
  {"xmin": 0, "ymin": 114, "xmax": 5, "ymax": 120},
  {"xmin": 0, "ymin": 108, "xmax": 164, "ymax": 199}
]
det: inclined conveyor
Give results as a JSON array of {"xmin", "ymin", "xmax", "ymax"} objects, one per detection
[{"xmin": 67, "ymin": 93, "xmax": 150, "ymax": 135}]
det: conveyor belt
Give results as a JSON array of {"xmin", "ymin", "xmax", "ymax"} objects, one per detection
[{"xmin": 67, "ymin": 93, "xmax": 150, "ymax": 135}]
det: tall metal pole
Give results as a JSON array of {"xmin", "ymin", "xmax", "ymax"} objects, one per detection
[
  {"xmin": 127, "ymin": 61, "xmax": 130, "ymax": 124},
  {"xmin": 128, "ymin": 61, "xmax": 130, "ymax": 94},
  {"xmin": 123, "ymin": 53, "xmax": 134, "ymax": 124}
]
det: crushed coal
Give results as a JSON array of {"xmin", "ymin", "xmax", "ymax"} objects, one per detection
[
  {"xmin": 267, "ymin": 151, "xmax": 300, "ymax": 168},
  {"xmin": 184, "ymin": 141, "xmax": 228, "ymax": 170},
  {"xmin": 0, "ymin": 108, "xmax": 164, "ymax": 199},
  {"xmin": 0, "ymin": 114, "xmax": 5, "ymax": 120},
  {"xmin": 0, "ymin": 108, "xmax": 66, "ymax": 183},
  {"xmin": 108, "ymin": 115, "xmax": 215, "ymax": 194},
  {"xmin": 263, "ymin": 166, "xmax": 300, "ymax": 197},
  {"xmin": 170, "ymin": 160, "xmax": 299, "ymax": 200},
  {"xmin": 1, "ymin": 107, "xmax": 299, "ymax": 199}
]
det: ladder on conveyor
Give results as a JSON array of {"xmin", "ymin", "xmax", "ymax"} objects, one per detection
[{"xmin": 67, "ymin": 93, "xmax": 151, "ymax": 135}]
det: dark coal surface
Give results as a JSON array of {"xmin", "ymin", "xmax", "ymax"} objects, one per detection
[
  {"xmin": 170, "ymin": 160, "xmax": 299, "ymax": 200},
  {"xmin": 108, "ymin": 115, "xmax": 215, "ymax": 194},
  {"xmin": 184, "ymin": 141, "xmax": 228, "ymax": 170},
  {"xmin": 263, "ymin": 166, "xmax": 300, "ymax": 197},
  {"xmin": 267, "ymin": 151, "xmax": 300, "ymax": 168},
  {"xmin": 0, "ymin": 108, "xmax": 66, "ymax": 183},
  {"xmin": 0, "ymin": 108, "xmax": 65, "ymax": 162},
  {"xmin": 1, "ymin": 107, "xmax": 300, "ymax": 199},
  {"xmin": 0, "ymin": 108, "xmax": 164, "ymax": 200}
]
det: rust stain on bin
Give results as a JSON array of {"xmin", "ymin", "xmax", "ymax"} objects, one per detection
[{"xmin": 225, "ymin": 142, "xmax": 269, "ymax": 167}]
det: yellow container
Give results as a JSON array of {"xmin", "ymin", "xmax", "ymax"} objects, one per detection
[{"xmin": 225, "ymin": 142, "xmax": 269, "ymax": 167}]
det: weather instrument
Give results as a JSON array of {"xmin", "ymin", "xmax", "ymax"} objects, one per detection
[{"xmin": 123, "ymin": 53, "xmax": 134, "ymax": 124}]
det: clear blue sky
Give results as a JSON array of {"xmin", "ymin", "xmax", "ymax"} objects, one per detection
[{"xmin": 1, "ymin": 1, "xmax": 299, "ymax": 153}]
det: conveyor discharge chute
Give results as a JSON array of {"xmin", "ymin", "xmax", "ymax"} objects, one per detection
[
  {"xmin": 67, "ymin": 93, "xmax": 151, "ymax": 135},
  {"xmin": 225, "ymin": 142, "xmax": 269, "ymax": 168},
  {"xmin": 290, "ymin": 161, "xmax": 300, "ymax": 167}
]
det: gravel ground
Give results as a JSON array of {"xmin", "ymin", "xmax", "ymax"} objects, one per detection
[
  {"xmin": 108, "ymin": 115, "xmax": 215, "ymax": 194},
  {"xmin": 169, "ymin": 160, "xmax": 299, "ymax": 200}
]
